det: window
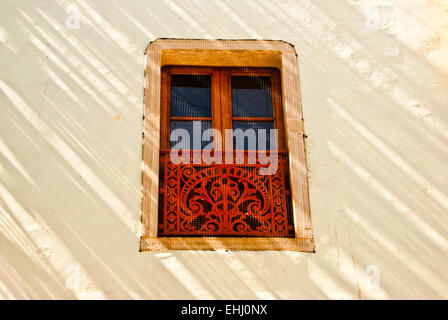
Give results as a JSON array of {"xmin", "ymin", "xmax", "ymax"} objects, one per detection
[
  {"xmin": 159, "ymin": 66, "xmax": 293, "ymax": 237},
  {"xmin": 141, "ymin": 39, "xmax": 313, "ymax": 251}
]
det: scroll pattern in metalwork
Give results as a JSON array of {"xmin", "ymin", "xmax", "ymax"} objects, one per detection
[{"xmin": 158, "ymin": 153, "xmax": 294, "ymax": 237}]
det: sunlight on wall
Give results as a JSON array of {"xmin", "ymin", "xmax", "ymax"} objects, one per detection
[
  {"xmin": 155, "ymin": 253, "xmax": 215, "ymax": 299},
  {"xmin": 0, "ymin": 81, "xmax": 135, "ymax": 232}
]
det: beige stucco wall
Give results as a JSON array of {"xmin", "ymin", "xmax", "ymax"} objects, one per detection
[{"xmin": 0, "ymin": 0, "xmax": 447, "ymax": 299}]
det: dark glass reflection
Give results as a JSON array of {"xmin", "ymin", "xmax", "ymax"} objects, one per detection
[
  {"xmin": 231, "ymin": 76, "xmax": 273, "ymax": 118},
  {"xmin": 170, "ymin": 75, "xmax": 211, "ymax": 117}
]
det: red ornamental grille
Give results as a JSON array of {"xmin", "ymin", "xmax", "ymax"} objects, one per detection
[{"xmin": 158, "ymin": 151, "xmax": 295, "ymax": 237}]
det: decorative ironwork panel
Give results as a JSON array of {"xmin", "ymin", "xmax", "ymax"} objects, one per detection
[{"xmin": 158, "ymin": 151, "xmax": 295, "ymax": 237}]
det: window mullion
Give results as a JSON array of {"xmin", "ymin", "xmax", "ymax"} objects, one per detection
[
  {"xmin": 211, "ymin": 68, "xmax": 222, "ymax": 151},
  {"xmin": 219, "ymin": 68, "xmax": 232, "ymax": 152}
]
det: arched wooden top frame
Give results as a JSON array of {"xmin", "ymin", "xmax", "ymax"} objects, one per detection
[{"xmin": 141, "ymin": 39, "xmax": 313, "ymax": 252}]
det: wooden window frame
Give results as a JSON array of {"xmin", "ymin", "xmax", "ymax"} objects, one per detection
[
  {"xmin": 161, "ymin": 66, "xmax": 286, "ymax": 153},
  {"xmin": 141, "ymin": 39, "xmax": 314, "ymax": 252}
]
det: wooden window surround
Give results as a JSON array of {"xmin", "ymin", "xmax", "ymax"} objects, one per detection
[{"xmin": 141, "ymin": 39, "xmax": 314, "ymax": 252}]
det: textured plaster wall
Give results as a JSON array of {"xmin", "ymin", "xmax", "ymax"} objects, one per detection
[{"xmin": 0, "ymin": 0, "xmax": 447, "ymax": 299}]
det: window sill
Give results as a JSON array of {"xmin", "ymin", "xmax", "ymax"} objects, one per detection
[{"xmin": 140, "ymin": 236, "xmax": 314, "ymax": 252}]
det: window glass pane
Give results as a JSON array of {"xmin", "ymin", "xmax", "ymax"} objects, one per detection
[
  {"xmin": 170, "ymin": 120, "xmax": 212, "ymax": 150},
  {"xmin": 170, "ymin": 75, "xmax": 211, "ymax": 117},
  {"xmin": 231, "ymin": 76, "xmax": 273, "ymax": 118},
  {"xmin": 232, "ymin": 121, "xmax": 275, "ymax": 150}
]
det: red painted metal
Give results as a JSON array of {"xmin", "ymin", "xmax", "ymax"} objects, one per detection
[{"xmin": 158, "ymin": 151, "xmax": 294, "ymax": 237}]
